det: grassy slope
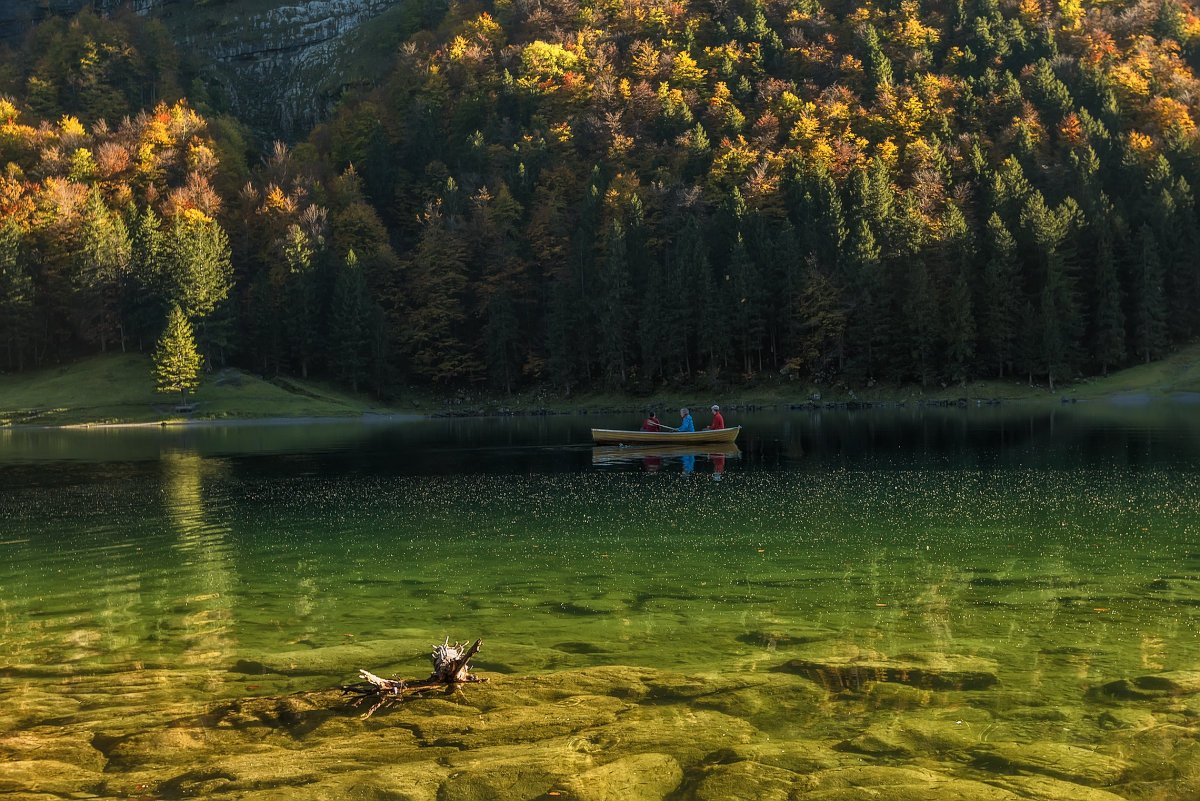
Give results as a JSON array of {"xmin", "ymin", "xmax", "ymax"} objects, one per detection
[
  {"xmin": 1, "ymin": 344, "xmax": 1198, "ymax": 426},
  {"xmin": 0, "ymin": 353, "xmax": 383, "ymax": 426}
]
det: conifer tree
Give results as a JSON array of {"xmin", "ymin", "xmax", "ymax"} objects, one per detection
[
  {"xmin": 153, "ymin": 305, "xmax": 202, "ymax": 406},
  {"xmin": 666, "ymin": 214, "xmax": 709, "ymax": 376},
  {"xmin": 0, "ymin": 220, "xmax": 35, "ymax": 370},
  {"xmin": 164, "ymin": 211, "xmax": 233, "ymax": 363},
  {"xmin": 1132, "ymin": 225, "xmax": 1169, "ymax": 364},
  {"xmin": 74, "ymin": 188, "xmax": 130, "ymax": 352},
  {"xmin": 727, "ymin": 233, "xmax": 764, "ymax": 374},
  {"xmin": 859, "ymin": 24, "xmax": 893, "ymax": 98},
  {"xmin": 484, "ymin": 287, "xmax": 519, "ymax": 394},
  {"xmin": 329, "ymin": 249, "xmax": 371, "ymax": 392},
  {"xmin": 979, "ymin": 214, "xmax": 1021, "ymax": 377},
  {"xmin": 594, "ymin": 218, "xmax": 631, "ymax": 385},
  {"xmin": 944, "ymin": 269, "xmax": 977, "ymax": 384},
  {"xmin": 126, "ymin": 205, "xmax": 168, "ymax": 351},
  {"xmin": 843, "ymin": 218, "xmax": 885, "ymax": 380},
  {"xmin": 282, "ymin": 223, "xmax": 322, "ymax": 378},
  {"xmin": 1090, "ymin": 220, "xmax": 1126, "ymax": 375}
]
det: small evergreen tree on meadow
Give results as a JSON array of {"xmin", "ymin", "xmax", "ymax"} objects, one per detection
[{"xmin": 153, "ymin": 305, "xmax": 202, "ymax": 407}]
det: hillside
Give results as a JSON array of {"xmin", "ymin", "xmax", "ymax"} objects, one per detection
[
  {"xmin": 0, "ymin": 1, "xmax": 1198, "ymax": 401},
  {"xmin": 0, "ymin": 353, "xmax": 385, "ymax": 427}
]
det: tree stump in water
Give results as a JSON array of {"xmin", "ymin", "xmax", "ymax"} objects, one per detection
[{"xmin": 342, "ymin": 637, "xmax": 488, "ymax": 718}]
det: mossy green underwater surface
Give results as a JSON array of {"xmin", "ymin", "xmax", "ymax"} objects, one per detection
[{"xmin": 0, "ymin": 411, "xmax": 1198, "ymax": 799}]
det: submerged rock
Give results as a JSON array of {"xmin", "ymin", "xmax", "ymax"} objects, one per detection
[
  {"xmin": 230, "ymin": 638, "xmax": 432, "ymax": 677},
  {"xmin": 690, "ymin": 672, "xmax": 825, "ymax": 734},
  {"xmin": 968, "ymin": 741, "xmax": 1130, "ymax": 787},
  {"xmin": 987, "ymin": 774, "xmax": 1134, "ymax": 801},
  {"xmin": 438, "ymin": 749, "xmax": 593, "ymax": 800},
  {"xmin": 584, "ymin": 705, "xmax": 764, "ymax": 766},
  {"xmin": 0, "ymin": 728, "xmax": 106, "ymax": 772},
  {"xmin": 777, "ymin": 651, "xmax": 999, "ymax": 691},
  {"xmin": 724, "ymin": 740, "xmax": 847, "ymax": 774},
  {"xmin": 408, "ymin": 694, "xmax": 627, "ymax": 748},
  {"xmin": 560, "ymin": 753, "xmax": 683, "ymax": 801},
  {"xmin": 1097, "ymin": 671, "xmax": 1200, "ymax": 700},
  {"xmin": 792, "ymin": 765, "xmax": 1022, "ymax": 800},
  {"xmin": 690, "ymin": 759, "xmax": 803, "ymax": 800},
  {"xmin": 0, "ymin": 759, "xmax": 103, "ymax": 796}
]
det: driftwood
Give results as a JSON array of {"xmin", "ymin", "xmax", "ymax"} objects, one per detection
[{"xmin": 342, "ymin": 637, "xmax": 488, "ymax": 718}]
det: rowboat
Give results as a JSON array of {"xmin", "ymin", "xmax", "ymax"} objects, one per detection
[{"xmin": 590, "ymin": 426, "xmax": 741, "ymax": 445}]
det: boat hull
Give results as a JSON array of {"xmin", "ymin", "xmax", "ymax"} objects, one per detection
[{"xmin": 590, "ymin": 426, "xmax": 741, "ymax": 445}]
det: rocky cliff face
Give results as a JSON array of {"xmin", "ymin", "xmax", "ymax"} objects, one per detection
[{"xmin": 3, "ymin": 0, "xmax": 406, "ymax": 138}]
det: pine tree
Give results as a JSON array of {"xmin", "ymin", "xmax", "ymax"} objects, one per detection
[
  {"xmin": 153, "ymin": 305, "xmax": 202, "ymax": 407},
  {"xmin": 1021, "ymin": 192, "xmax": 1082, "ymax": 389},
  {"xmin": 843, "ymin": 218, "xmax": 885, "ymax": 380},
  {"xmin": 594, "ymin": 218, "xmax": 631, "ymax": 385},
  {"xmin": 726, "ymin": 233, "xmax": 764, "ymax": 374},
  {"xmin": 0, "ymin": 220, "xmax": 35, "ymax": 370},
  {"xmin": 329, "ymin": 249, "xmax": 371, "ymax": 392},
  {"xmin": 859, "ymin": 24, "xmax": 893, "ymax": 98},
  {"xmin": 1132, "ymin": 225, "xmax": 1169, "ymax": 363},
  {"xmin": 164, "ymin": 211, "xmax": 233, "ymax": 363},
  {"xmin": 484, "ymin": 287, "xmax": 520, "ymax": 394},
  {"xmin": 937, "ymin": 205, "xmax": 977, "ymax": 384},
  {"xmin": 73, "ymin": 188, "xmax": 130, "ymax": 352},
  {"xmin": 944, "ymin": 269, "xmax": 977, "ymax": 384},
  {"xmin": 666, "ymin": 214, "xmax": 709, "ymax": 377},
  {"xmin": 1090, "ymin": 220, "xmax": 1126, "ymax": 374},
  {"xmin": 282, "ymin": 223, "xmax": 322, "ymax": 378},
  {"xmin": 791, "ymin": 264, "xmax": 846, "ymax": 378},
  {"xmin": 979, "ymin": 214, "xmax": 1022, "ymax": 377},
  {"xmin": 126, "ymin": 205, "xmax": 168, "ymax": 351},
  {"xmin": 404, "ymin": 201, "xmax": 478, "ymax": 382}
]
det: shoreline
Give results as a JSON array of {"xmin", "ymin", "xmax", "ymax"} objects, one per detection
[{"xmin": 5, "ymin": 390, "xmax": 1200, "ymax": 432}]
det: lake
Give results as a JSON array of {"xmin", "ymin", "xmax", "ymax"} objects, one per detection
[{"xmin": 1, "ymin": 403, "xmax": 1198, "ymax": 800}]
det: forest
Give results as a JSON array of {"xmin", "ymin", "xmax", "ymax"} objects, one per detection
[{"xmin": 1, "ymin": 0, "xmax": 1199, "ymax": 396}]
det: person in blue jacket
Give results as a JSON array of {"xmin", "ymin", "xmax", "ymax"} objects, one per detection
[{"xmin": 677, "ymin": 407, "xmax": 695, "ymax": 432}]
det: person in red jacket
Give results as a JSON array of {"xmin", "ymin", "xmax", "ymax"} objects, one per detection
[
  {"xmin": 641, "ymin": 411, "xmax": 661, "ymax": 432},
  {"xmin": 706, "ymin": 404, "xmax": 725, "ymax": 430}
]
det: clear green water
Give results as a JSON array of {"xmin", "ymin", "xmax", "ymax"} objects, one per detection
[{"xmin": 1, "ymin": 406, "xmax": 1198, "ymax": 799}]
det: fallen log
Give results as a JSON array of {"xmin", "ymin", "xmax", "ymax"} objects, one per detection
[{"xmin": 342, "ymin": 637, "xmax": 488, "ymax": 718}]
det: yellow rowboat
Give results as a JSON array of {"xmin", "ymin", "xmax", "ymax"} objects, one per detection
[{"xmin": 590, "ymin": 426, "xmax": 741, "ymax": 445}]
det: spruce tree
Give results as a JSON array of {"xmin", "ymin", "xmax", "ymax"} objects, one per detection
[
  {"xmin": 0, "ymin": 220, "xmax": 35, "ymax": 370},
  {"xmin": 594, "ymin": 219, "xmax": 631, "ymax": 385},
  {"xmin": 980, "ymin": 214, "xmax": 1021, "ymax": 377},
  {"xmin": 126, "ymin": 205, "xmax": 168, "ymax": 351},
  {"xmin": 1132, "ymin": 225, "xmax": 1169, "ymax": 363},
  {"xmin": 329, "ymin": 250, "xmax": 371, "ymax": 392},
  {"xmin": 74, "ymin": 188, "xmax": 130, "ymax": 352},
  {"xmin": 1090, "ymin": 222, "xmax": 1126, "ymax": 374},
  {"xmin": 153, "ymin": 305, "xmax": 203, "ymax": 407}
]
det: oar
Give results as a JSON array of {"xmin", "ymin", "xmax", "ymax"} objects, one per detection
[{"xmin": 655, "ymin": 423, "xmax": 679, "ymax": 431}]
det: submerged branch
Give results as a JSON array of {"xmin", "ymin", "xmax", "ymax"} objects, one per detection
[{"xmin": 342, "ymin": 637, "xmax": 488, "ymax": 718}]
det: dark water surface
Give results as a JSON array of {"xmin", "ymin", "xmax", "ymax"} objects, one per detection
[{"xmin": 1, "ymin": 404, "xmax": 1198, "ymax": 799}]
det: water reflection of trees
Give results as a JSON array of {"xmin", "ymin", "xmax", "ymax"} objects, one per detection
[
  {"xmin": 756, "ymin": 405, "xmax": 1200, "ymax": 469},
  {"xmin": 163, "ymin": 452, "xmax": 237, "ymax": 672}
]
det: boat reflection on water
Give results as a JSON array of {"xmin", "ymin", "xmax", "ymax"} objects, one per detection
[{"xmin": 591, "ymin": 444, "xmax": 739, "ymax": 478}]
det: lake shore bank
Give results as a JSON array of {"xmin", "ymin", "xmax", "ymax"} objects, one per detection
[{"xmin": 2, "ymin": 345, "xmax": 1199, "ymax": 428}]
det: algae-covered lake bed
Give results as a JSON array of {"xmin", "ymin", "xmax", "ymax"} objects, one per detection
[{"xmin": 1, "ymin": 405, "xmax": 1197, "ymax": 800}]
